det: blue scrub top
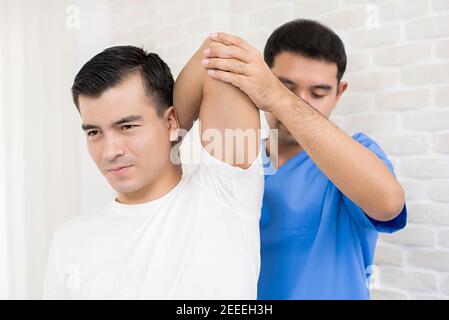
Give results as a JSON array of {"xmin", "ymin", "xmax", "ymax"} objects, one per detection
[{"xmin": 258, "ymin": 132, "xmax": 407, "ymax": 300}]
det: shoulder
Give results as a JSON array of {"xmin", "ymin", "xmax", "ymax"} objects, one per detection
[
  {"xmin": 351, "ymin": 132, "xmax": 396, "ymax": 176},
  {"xmin": 352, "ymin": 132, "xmax": 387, "ymax": 155},
  {"xmin": 352, "ymin": 132, "xmax": 376, "ymax": 146}
]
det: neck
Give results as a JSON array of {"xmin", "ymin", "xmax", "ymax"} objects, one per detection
[
  {"xmin": 116, "ymin": 163, "xmax": 182, "ymax": 205},
  {"xmin": 267, "ymin": 135, "xmax": 303, "ymax": 169}
]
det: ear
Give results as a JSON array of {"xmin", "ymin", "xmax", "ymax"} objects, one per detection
[
  {"xmin": 335, "ymin": 81, "xmax": 348, "ymax": 103},
  {"xmin": 163, "ymin": 106, "xmax": 180, "ymax": 142}
]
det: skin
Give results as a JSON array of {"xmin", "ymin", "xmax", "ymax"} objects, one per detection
[
  {"xmin": 266, "ymin": 54, "xmax": 346, "ymax": 143},
  {"xmin": 77, "ymin": 38, "xmax": 260, "ymax": 205},
  {"xmin": 79, "ymin": 72, "xmax": 182, "ymax": 205},
  {"xmin": 174, "ymin": 38, "xmax": 260, "ymax": 169},
  {"xmin": 201, "ymin": 32, "xmax": 405, "ymax": 222}
]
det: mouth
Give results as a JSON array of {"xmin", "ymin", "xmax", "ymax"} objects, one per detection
[{"xmin": 107, "ymin": 165, "xmax": 133, "ymax": 176}]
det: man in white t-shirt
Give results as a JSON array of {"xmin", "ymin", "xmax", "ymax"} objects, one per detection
[{"xmin": 43, "ymin": 37, "xmax": 264, "ymax": 299}]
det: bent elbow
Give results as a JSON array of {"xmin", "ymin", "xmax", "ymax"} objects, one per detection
[{"xmin": 377, "ymin": 185, "xmax": 406, "ymax": 222}]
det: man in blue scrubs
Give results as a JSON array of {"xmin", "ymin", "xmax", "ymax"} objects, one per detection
[{"xmin": 201, "ymin": 19, "xmax": 407, "ymax": 299}]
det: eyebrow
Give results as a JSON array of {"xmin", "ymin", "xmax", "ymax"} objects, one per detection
[
  {"xmin": 278, "ymin": 76, "xmax": 296, "ymax": 86},
  {"xmin": 81, "ymin": 115, "xmax": 143, "ymax": 131},
  {"xmin": 277, "ymin": 77, "xmax": 333, "ymax": 91},
  {"xmin": 310, "ymin": 84, "xmax": 332, "ymax": 91}
]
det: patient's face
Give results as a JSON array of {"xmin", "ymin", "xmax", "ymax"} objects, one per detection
[
  {"xmin": 78, "ymin": 73, "xmax": 175, "ymax": 195},
  {"xmin": 265, "ymin": 51, "xmax": 347, "ymax": 145}
]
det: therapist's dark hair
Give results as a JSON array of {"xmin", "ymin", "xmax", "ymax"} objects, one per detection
[
  {"xmin": 71, "ymin": 45, "xmax": 173, "ymax": 117},
  {"xmin": 264, "ymin": 19, "xmax": 347, "ymax": 82}
]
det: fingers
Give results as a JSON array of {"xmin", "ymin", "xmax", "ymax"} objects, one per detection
[
  {"xmin": 203, "ymin": 43, "xmax": 251, "ymax": 63},
  {"xmin": 202, "ymin": 57, "xmax": 249, "ymax": 75},
  {"xmin": 201, "ymin": 33, "xmax": 256, "ymax": 86},
  {"xmin": 206, "ymin": 69, "xmax": 243, "ymax": 88},
  {"xmin": 208, "ymin": 32, "xmax": 250, "ymax": 50}
]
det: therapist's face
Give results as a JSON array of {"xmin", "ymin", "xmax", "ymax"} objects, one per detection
[
  {"xmin": 265, "ymin": 51, "xmax": 348, "ymax": 145},
  {"xmin": 78, "ymin": 72, "xmax": 179, "ymax": 196}
]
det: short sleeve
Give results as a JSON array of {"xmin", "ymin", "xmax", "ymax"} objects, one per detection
[
  {"xmin": 342, "ymin": 132, "xmax": 407, "ymax": 233},
  {"xmin": 191, "ymin": 142, "xmax": 265, "ymax": 220}
]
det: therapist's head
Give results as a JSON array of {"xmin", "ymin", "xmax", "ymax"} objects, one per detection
[
  {"xmin": 264, "ymin": 19, "xmax": 348, "ymax": 145},
  {"xmin": 72, "ymin": 46, "xmax": 180, "ymax": 196}
]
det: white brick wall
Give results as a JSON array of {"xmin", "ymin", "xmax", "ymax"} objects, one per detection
[{"xmin": 107, "ymin": 0, "xmax": 449, "ymax": 299}]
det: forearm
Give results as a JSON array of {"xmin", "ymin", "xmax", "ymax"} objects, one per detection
[{"xmin": 273, "ymin": 93, "xmax": 405, "ymax": 221}]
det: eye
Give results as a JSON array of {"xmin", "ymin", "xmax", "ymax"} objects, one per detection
[
  {"xmin": 311, "ymin": 93, "xmax": 326, "ymax": 99},
  {"xmin": 87, "ymin": 130, "xmax": 99, "ymax": 137},
  {"xmin": 121, "ymin": 124, "xmax": 137, "ymax": 130},
  {"xmin": 284, "ymin": 83, "xmax": 294, "ymax": 90}
]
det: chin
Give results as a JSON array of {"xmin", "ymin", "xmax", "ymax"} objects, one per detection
[{"xmin": 110, "ymin": 181, "xmax": 141, "ymax": 194}]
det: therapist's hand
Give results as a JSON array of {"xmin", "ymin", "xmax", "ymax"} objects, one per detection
[{"xmin": 201, "ymin": 32, "xmax": 291, "ymax": 113}]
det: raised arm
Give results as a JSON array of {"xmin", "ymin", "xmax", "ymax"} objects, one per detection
[
  {"xmin": 202, "ymin": 32, "xmax": 405, "ymax": 222},
  {"xmin": 173, "ymin": 41, "xmax": 207, "ymax": 132},
  {"xmin": 174, "ymin": 36, "xmax": 260, "ymax": 169}
]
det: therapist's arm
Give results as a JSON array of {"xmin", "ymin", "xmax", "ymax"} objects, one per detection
[{"xmin": 202, "ymin": 32, "xmax": 405, "ymax": 221}]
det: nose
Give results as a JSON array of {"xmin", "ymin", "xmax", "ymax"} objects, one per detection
[
  {"xmin": 298, "ymin": 91, "xmax": 308, "ymax": 102},
  {"xmin": 102, "ymin": 133, "xmax": 125, "ymax": 161}
]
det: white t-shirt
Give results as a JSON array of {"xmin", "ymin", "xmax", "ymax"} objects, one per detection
[{"xmin": 43, "ymin": 145, "xmax": 264, "ymax": 299}]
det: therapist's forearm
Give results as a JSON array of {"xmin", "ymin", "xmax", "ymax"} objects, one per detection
[{"xmin": 273, "ymin": 92, "xmax": 405, "ymax": 221}]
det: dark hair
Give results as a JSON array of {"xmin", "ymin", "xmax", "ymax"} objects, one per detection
[
  {"xmin": 72, "ymin": 45, "xmax": 173, "ymax": 116},
  {"xmin": 264, "ymin": 19, "xmax": 347, "ymax": 82}
]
